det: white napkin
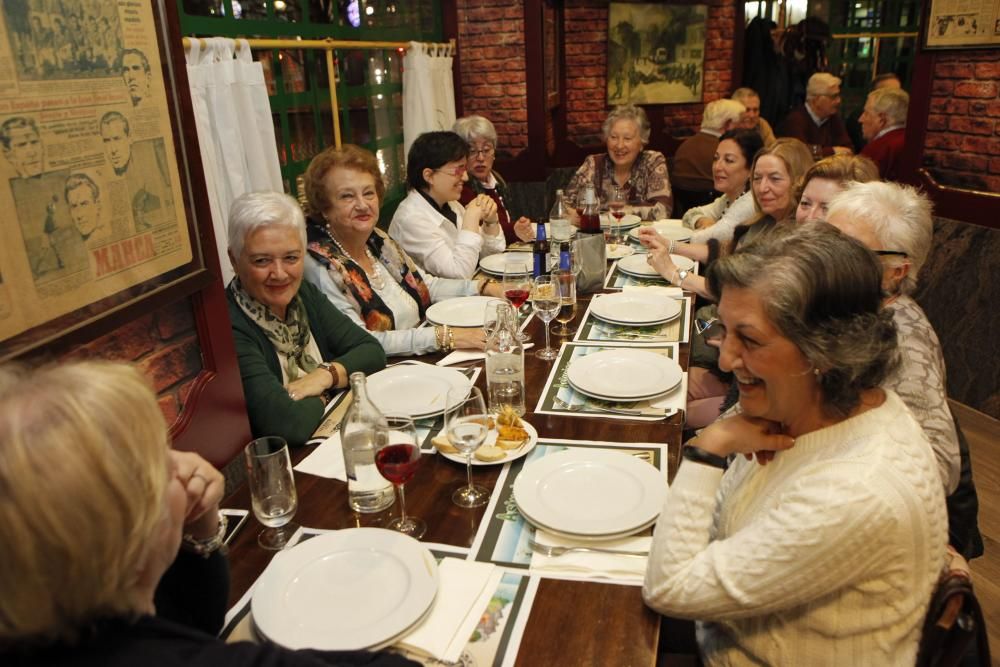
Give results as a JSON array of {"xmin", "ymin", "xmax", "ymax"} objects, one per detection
[
  {"xmin": 649, "ymin": 372, "xmax": 689, "ymax": 417},
  {"xmin": 529, "ymin": 529, "xmax": 651, "ymax": 582},
  {"xmin": 621, "ymin": 285, "xmax": 684, "ymax": 299},
  {"xmin": 293, "ymin": 433, "xmax": 346, "ymax": 481},
  {"xmin": 436, "ymin": 343, "xmax": 533, "ymax": 366},
  {"xmin": 397, "ymin": 558, "xmax": 500, "ymax": 663}
]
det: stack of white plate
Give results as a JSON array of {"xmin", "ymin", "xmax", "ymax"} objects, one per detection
[
  {"xmin": 616, "ymin": 253, "xmax": 695, "ymax": 279},
  {"xmin": 251, "ymin": 529, "xmax": 438, "ymax": 650},
  {"xmin": 513, "ymin": 449, "xmax": 667, "ymax": 540},
  {"xmin": 366, "ymin": 365, "xmax": 471, "ymax": 418},
  {"xmin": 590, "ymin": 292, "xmax": 681, "ymax": 326},
  {"xmin": 628, "ymin": 221, "xmax": 692, "ymax": 243},
  {"xmin": 600, "ymin": 213, "xmax": 642, "ymax": 230},
  {"xmin": 478, "ymin": 252, "xmax": 532, "ymax": 276},
  {"xmin": 566, "ymin": 349, "xmax": 682, "ymax": 402}
]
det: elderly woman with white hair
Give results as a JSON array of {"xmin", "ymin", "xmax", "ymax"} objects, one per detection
[
  {"xmin": 825, "ymin": 181, "xmax": 960, "ymax": 495},
  {"xmin": 565, "ymin": 104, "xmax": 672, "ymax": 219},
  {"xmin": 859, "ymin": 87, "xmax": 909, "ymax": 181},
  {"xmin": 227, "ymin": 191, "xmax": 386, "ymax": 447},
  {"xmin": 453, "ymin": 115, "xmax": 535, "ymax": 245},
  {"xmin": 0, "ymin": 360, "xmax": 414, "ymax": 667}
]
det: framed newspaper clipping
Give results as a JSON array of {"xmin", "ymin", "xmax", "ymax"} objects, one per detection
[
  {"xmin": 0, "ymin": 0, "xmax": 210, "ymax": 360},
  {"xmin": 925, "ymin": 0, "xmax": 1000, "ymax": 49}
]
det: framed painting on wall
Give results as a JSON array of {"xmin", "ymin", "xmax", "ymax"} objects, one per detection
[
  {"xmin": 924, "ymin": 0, "xmax": 1000, "ymax": 49},
  {"xmin": 0, "ymin": 0, "xmax": 210, "ymax": 360},
  {"xmin": 607, "ymin": 3, "xmax": 707, "ymax": 105}
]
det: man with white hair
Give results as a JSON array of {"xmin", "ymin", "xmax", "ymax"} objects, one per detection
[
  {"xmin": 671, "ymin": 99, "xmax": 745, "ymax": 195},
  {"xmin": 859, "ymin": 87, "xmax": 909, "ymax": 181},
  {"xmin": 731, "ymin": 87, "xmax": 776, "ymax": 146},
  {"xmin": 777, "ymin": 72, "xmax": 853, "ymax": 156}
]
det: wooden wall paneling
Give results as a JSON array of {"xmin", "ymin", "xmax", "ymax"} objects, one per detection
[{"xmin": 159, "ymin": 0, "xmax": 251, "ymax": 467}]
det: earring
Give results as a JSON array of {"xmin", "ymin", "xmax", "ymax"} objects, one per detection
[{"xmin": 813, "ymin": 367, "xmax": 821, "ymax": 377}]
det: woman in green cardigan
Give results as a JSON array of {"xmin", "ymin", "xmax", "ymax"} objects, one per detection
[{"xmin": 226, "ymin": 191, "xmax": 386, "ymax": 446}]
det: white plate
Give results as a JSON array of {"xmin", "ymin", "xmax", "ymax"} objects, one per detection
[
  {"xmin": 478, "ymin": 252, "xmax": 533, "ymax": 276},
  {"xmin": 439, "ymin": 420, "xmax": 539, "ymax": 466},
  {"xmin": 426, "ymin": 295, "xmax": 499, "ymax": 327},
  {"xmin": 605, "ymin": 244, "xmax": 635, "ymax": 260},
  {"xmin": 251, "ymin": 528, "xmax": 439, "ymax": 651},
  {"xmin": 567, "ymin": 349, "xmax": 683, "ymax": 400},
  {"xmin": 591, "ymin": 292, "xmax": 681, "ymax": 325},
  {"xmin": 366, "ymin": 365, "xmax": 471, "ymax": 417},
  {"xmin": 565, "ymin": 378, "xmax": 682, "ymax": 403},
  {"xmin": 629, "ymin": 222, "xmax": 692, "ymax": 243},
  {"xmin": 600, "ymin": 213, "xmax": 642, "ymax": 230},
  {"xmin": 616, "ymin": 253, "xmax": 695, "ymax": 278},
  {"xmin": 513, "ymin": 449, "xmax": 667, "ymax": 536},
  {"xmin": 522, "ymin": 509, "xmax": 658, "ymax": 542}
]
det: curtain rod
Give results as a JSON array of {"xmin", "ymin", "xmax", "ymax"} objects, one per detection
[{"xmin": 182, "ymin": 36, "xmax": 455, "ymax": 147}]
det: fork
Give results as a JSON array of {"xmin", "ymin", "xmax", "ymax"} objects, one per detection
[
  {"xmin": 553, "ymin": 397, "xmax": 645, "ymax": 416},
  {"xmin": 527, "ymin": 538, "xmax": 648, "ymax": 558}
]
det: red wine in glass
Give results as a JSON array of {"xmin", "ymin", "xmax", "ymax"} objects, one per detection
[
  {"xmin": 609, "ymin": 203, "xmax": 626, "ymax": 221},
  {"xmin": 505, "ymin": 288, "xmax": 530, "ymax": 308},
  {"xmin": 375, "ymin": 443, "xmax": 421, "ymax": 485}
]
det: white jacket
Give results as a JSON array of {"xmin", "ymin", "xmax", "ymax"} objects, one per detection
[{"xmin": 388, "ymin": 189, "xmax": 505, "ymax": 279}]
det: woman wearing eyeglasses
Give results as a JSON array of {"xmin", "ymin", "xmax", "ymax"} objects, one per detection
[
  {"xmin": 453, "ymin": 115, "xmax": 535, "ymax": 245},
  {"xmin": 389, "ymin": 131, "xmax": 504, "ymax": 279}
]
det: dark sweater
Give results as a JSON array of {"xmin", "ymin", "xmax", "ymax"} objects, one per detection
[
  {"xmin": 777, "ymin": 105, "xmax": 852, "ymax": 156},
  {"xmin": 228, "ymin": 280, "xmax": 386, "ymax": 446}
]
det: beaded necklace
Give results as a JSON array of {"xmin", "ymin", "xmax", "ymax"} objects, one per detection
[{"xmin": 322, "ymin": 224, "xmax": 386, "ymax": 290}]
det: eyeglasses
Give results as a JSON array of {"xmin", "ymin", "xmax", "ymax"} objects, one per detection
[
  {"xmin": 469, "ymin": 146, "xmax": 495, "ymax": 158},
  {"xmin": 695, "ymin": 317, "xmax": 723, "ymax": 338},
  {"xmin": 873, "ymin": 250, "xmax": 908, "ymax": 258},
  {"xmin": 435, "ymin": 165, "xmax": 467, "ymax": 177}
]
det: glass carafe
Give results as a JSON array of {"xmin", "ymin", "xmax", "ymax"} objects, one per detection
[
  {"xmin": 340, "ymin": 372, "xmax": 395, "ymax": 513},
  {"xmin": 484, "ymin": 302, "xmax": 526, "ymax": 416}
]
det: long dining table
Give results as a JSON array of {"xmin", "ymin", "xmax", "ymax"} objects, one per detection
[{"xmin": 222, "ymin": 283, "xmax": 693, "ymax": 666}]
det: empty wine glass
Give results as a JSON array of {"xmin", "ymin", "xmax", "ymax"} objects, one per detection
[
  {"xmin": 244, "ymin": 436, "xmax": 299, "ymax": 550},
  {"xmin": 446, "ymin": 386, "xmax": 491, "ymax": 508},
  {"xmin": 550, "ymin": 268, "xmax": 577, "ymax": 336},
  {"xmin": 374, "ymin": 414, "xmax": 425, "ymax": 539},
  {"xmin": 532, "ymin": 275, "xmax": 561, "ymax": 360},
  {"xmin": 502, "ymin": 259, "xmax": 531, "ymax": 341}
]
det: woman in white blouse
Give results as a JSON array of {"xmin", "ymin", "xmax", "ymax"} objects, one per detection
[
  {"xmin": 388, "ymin": 131, "xmax": 505, "ymax": 279},
  {"xmin": 303, "ymin": 144, "xmax": 506, "ymax": 357}
]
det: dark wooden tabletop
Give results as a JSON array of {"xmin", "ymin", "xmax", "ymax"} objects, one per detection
[{"xmin": 223, "ymin": 292, "xmax": 690, "ymax": 666}]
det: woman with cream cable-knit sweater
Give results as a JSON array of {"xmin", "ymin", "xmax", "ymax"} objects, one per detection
[{"xmin": 642, "ymin": 222, "xmax": 946, "ymax": 666}]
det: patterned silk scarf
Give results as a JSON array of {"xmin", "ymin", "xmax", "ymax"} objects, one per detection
[
  {"xmin": 306, "ymin": 220, "xmax": 432, "ymax": 332},
  {"xmin": 227, "ymin": 277, "xmax": 319, "ymax": 381}
]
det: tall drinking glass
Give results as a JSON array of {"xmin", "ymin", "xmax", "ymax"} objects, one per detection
[
  {"xmin": 550, "ymin": 269, "xmax": 577, "ymax": 336},
  {"xmin": 502, "ymin": 259, "xmax": 531, "ymax": 341},
  {"xmin": 532, "ymin": 275, "xmax": 561, "ymax": 360},
  {"xmin": 244, "ymin": 436, "xmax": 299, "ymax": 550},
  {"xmin": 374, "ymin": 415, "xmax": 425, "ymax": 539},
  {"xmin": 446, "ymin": 386, "xmax": 490, "ymax": 508}
]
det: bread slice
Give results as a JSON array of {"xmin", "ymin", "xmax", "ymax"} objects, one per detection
[
  {"xmin": 474, "ymin": 445, "xmax": 506, "ymax": 462},
  {"xmin": 432, "ymin": 434, "xmax": 459, "ymax": 454}
]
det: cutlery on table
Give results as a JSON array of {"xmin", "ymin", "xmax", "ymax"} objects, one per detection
[{"xmin": 527, "ymin": 538, "xmax": 648, "ymax": 558}]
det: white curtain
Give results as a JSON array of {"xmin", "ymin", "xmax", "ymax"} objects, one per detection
[
  {"xmin": 402, "ymin": 41, "xmax": 457, "ymax": 159},
  {"xmin": 186, "ymin": 38, "xmax": 283, "ymax": 284}
]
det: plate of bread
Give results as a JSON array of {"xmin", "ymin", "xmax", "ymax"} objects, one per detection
[{"xmin": 432, "ymin": 407, "xmax": 538, "ymax": 466}]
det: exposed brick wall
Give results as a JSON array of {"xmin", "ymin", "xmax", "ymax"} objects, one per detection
[
  {"xmin": 564, "ymin": 0, "xmax": 736, "ymax": 146},
  {"xmin": 456, "ymin": 0, "xmax": 529, "ymax": 158},
  {"xmin": 62, "ymin": 299, "xmax": 202, "ymax": 427},
  {"xmin": 924, "ymin": 51, "xmax": 1000, "ymax": 192}
]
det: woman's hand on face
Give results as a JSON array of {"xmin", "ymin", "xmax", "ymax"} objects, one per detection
[
  {"xmin": 513, "ymin": 217, "xmax": 535, "ymax": 242},
  {"xmin": 286, "ymin": 368, "xmax": 332, "ymax": 401},
  {"xmin": 169, "ymin": 450, "xmax": 224, "ymax": 539},
  {"xmin": 694, "ymin": 414, "xmax": 795, "ymax": 464},
  {"xmin": 452, "ymin": 326, "xmax": 487, "ymax": 350}
]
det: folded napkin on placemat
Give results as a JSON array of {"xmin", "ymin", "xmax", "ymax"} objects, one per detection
[
  {"xmin": 436, "ymin": 343, "xmax": 534, "ymax": 366},
  {"xmin": 646, "ymin": 372, "xmax": 688, "ymax": 418},
  {"xmin": 396, "ymin": 558, "xmax": 501, "ymax": 663},
  {"xmin": 294, "ymin": 433, "xmax": 347, "ymax": 480},
  {"xmin": 529, "ymin": 530, "xmax": 651, "ymax": 582}
]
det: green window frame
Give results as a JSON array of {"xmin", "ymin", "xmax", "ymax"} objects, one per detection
[{"xmin": 177, "ymin": 0, "xmax": 443, "ymax": 224}]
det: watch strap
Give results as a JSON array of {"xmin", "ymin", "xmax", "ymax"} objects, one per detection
[{"xmin": 682, "ymin": 444, "xmax": 728, "ymax": 469}]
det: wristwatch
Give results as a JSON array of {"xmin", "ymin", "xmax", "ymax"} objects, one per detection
[
  {"xmin": 182, "ymin": 512, "xmax": 228, "ymax": 558},
  {"xmin": 682, "ymin": 443, "xmax": 728, "ymax": 469},
  {"xmin": 318, "ymin": 362, "xmax": 339, "ymax": 388},
  {"xmin": 674, "ymin": 268, "xmax": 689, "ymax": 287}
]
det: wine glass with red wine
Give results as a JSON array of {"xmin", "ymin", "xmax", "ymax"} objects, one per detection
[
  {"xmin": 607, "ymin": 185, "xmax": 627, "ymax": 247},
  {"xmin": 502, "ymin": 259, "xmax": 531, "ymax": 341},
  {"xmin": 374, "ymin": 414, "xmax": 425, "ymax": 539}
]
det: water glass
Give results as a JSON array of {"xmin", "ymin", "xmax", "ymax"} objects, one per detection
[
  {"xmin": 532, "ymin": 275, "xmax": 561, "ymax": 360},
  {"xmin": 446, "ymin": 386, "xmax": 490, "ymax": 508},
  {"xmin": 374, "ymin": 415, "xmax": 425, "ymax": 539},
  {"xmin": 245, "ymin": 436, "xmax": 299, "ymax": 550}
]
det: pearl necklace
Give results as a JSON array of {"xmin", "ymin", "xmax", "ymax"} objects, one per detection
[{"xmin": 324, "ymin": 225, "xmax": 386, "ymax": 290}]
